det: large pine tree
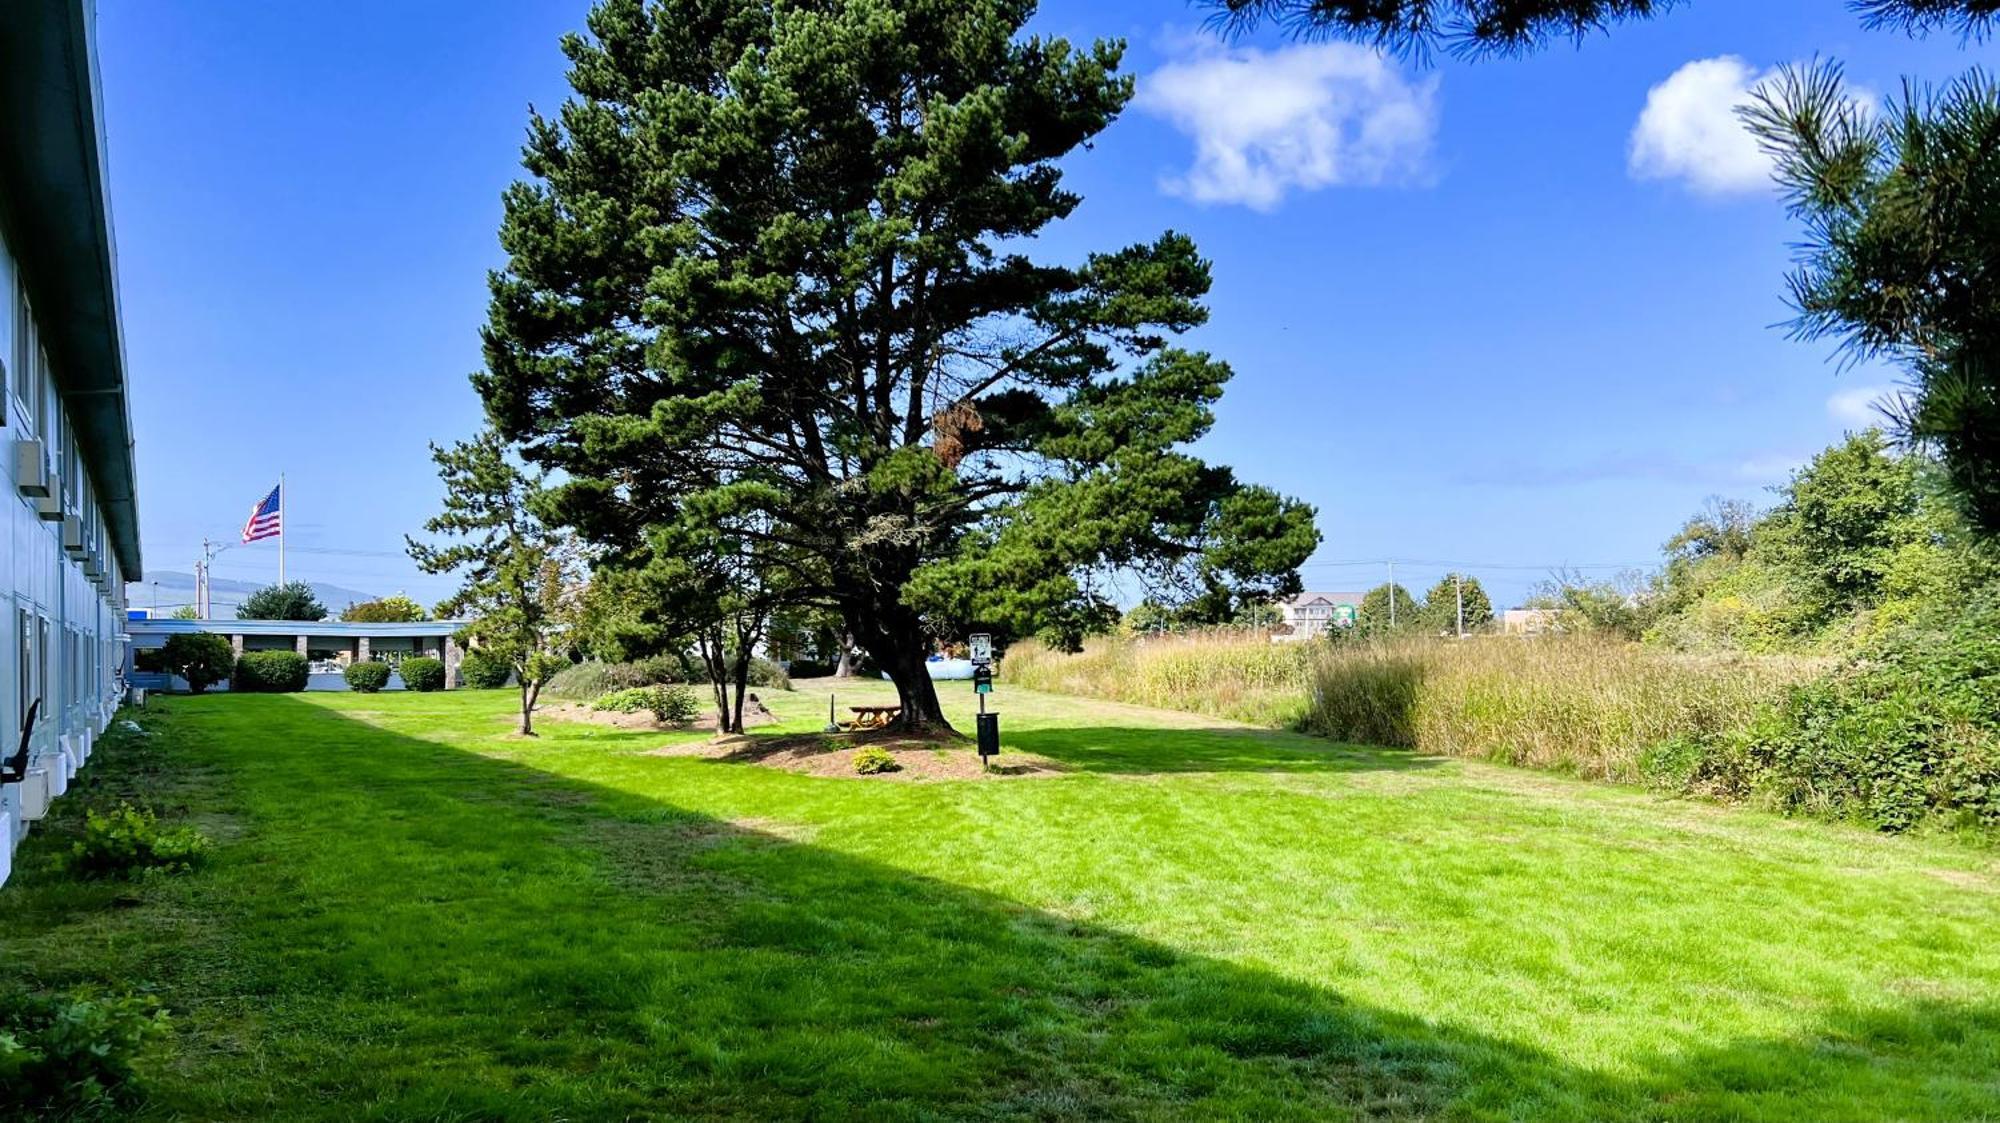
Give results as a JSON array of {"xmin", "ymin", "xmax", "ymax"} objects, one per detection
[{"xmin": 475, "ymin": 0, "xmax": 1317, "ymax": 728}]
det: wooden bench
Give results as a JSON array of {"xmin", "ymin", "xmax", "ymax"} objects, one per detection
[{"xmin": 847, "ymin": 705, "xmax": 902, "ymax": 730}]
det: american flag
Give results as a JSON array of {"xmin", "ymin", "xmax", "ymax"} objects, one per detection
[{"xmin": 241, "ymin": 484, "xmax": 282, "ymax": 543}]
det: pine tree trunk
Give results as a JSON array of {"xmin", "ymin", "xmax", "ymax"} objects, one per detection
[
  {"xmin": 834, "ymin": 631, "xmax": 855, "ymax": 678},
  {"xmin": 847, "ymin": 600, "xmax": 950, "ymax": 732},
  {"xmin": 518, "ymin": 680, "xmax": 538, "ymax": 736}
]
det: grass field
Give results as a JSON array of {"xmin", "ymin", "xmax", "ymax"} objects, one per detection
[{"xmin": 6, "ymin": 680, "xmax": 2000, "ymax": 1120}]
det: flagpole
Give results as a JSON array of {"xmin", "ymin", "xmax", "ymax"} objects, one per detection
[{"xmin": 278, "ymin": 473, "xmax": 286, "ymax": 587}]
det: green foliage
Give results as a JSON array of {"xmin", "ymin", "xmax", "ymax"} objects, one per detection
[
  {"xmin": 168, "ymin": 604, "xmax": 200, "ymax": 620},
  {"xmin": 408, "ymin": 429, "xmax": 582, "ymax": 733},
  {"xmin": 476, "ymin": 0, "xmax": 1316, "ymax": 723},
  {"xmin": 237, "ymin": 581, "xmax": 328, "ymax": 622},
  {"xmin": 544, "ymin": 656, "xmax": 694, "ymax": 701},
  {"xmin": 1418, "ymin": 574, "xmax": 1493, "ymax": 635},
  {"xmin": 233, "ymin": 650, "xmax": 309, "ymax": 693},
  {"xmin": 852, "ymin": 745, "xmax": 901, "ymax": 775},
  {"xmin": 343, "ymin": 661, "xmax": 392, "ymax": 693},
  {"xmin": 458, "ymin": 649, "xmax": 513, "ymax": 689},
  {"xmin": 1212, "ymin": 2, "xmax": 1995, "ymax": 56},
  {"xmin": 63, "ymin": 802, "xmax": 213, "ymax": 880},
  {"xmin": 1532, "ymin": 571, "xmax": 1655, "ymax": 641},
  {"xmin": 1662, "ymin": 591, "xmax": 2000, "ymax": 833},
  {"xmin": 1359, "ymin": 583, "xmax": 1422, "ymax": 632},
  {"xmin": 1004, "ymin": 634, "xmax": 1319, "ymax": 727},
  {"xmin": 159, "ymin": 633, "xmax": 233, "ymax": 694},
  {"xmin": 1746, "ymin": 63, "xmax": 2000, "ymax": 535},
  {"xmin": 341, "ymin": 595, "xmax": 428, "ymax": 623},
  {"xmin": 0, "ymin": 988, "xmax": 169, "ymax": 1115},
  {"xmin": 593, "ymin": 685, "xmax": 700, "ymax": 725},
  {"xmin": 400, "ymin": 657, "xmax": 446, "ymax": 693},
  {"xmin": 746, "ymin": 656, "xmax": 791, "ymax": 692}
]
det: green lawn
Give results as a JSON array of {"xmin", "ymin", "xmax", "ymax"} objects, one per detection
[{"xmin": 6, "ymin": 681, "xmax": 2000, "ymax": 1120}]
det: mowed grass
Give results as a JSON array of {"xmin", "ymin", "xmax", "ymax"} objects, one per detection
[{"xmin": 4, "ymin": 681, "xmax": 2000, "ymax": 1120}]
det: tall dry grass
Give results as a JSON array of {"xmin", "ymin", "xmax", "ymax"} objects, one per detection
[
  {"xmin": 1002, "ymin": 632, "xmax": 1316, "ymax": 728},
  {"xmin": 1003, "ymin": 632, "xmax": 1819, "ymax": 782}
]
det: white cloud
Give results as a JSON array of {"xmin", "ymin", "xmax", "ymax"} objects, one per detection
[
  {"xmin": 1135, "ymin": 36, "xmax": 1438, "ymax": 211},
  {"xmin": 1827, "ymin": 385, "xmax": 1904, "ymax": 427},
  {"xmin": 1628, "ymin": 56, "xmax": 1776, "ymax": 195}
]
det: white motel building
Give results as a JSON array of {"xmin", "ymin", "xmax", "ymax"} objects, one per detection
[{"xmin": 0, "ymin": 2, "xmax": 140, "ymax": 886}]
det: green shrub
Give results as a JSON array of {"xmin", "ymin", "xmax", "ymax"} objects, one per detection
[
  {"xmin": 0, "ymin": 988, "xmax": 170, "ymax": 1115},
  {"xmin": 459, "ymin": 649, "xmax": 513, "ymax": 689},
  {"xmin": 400, "ymin": 656, "xmax": 446, "ymax": 692},
  {"xmin": 1666, "ymin": 592, "xmax": 2000, "ymax": 833},
  {"xmin": 232, "ymin": 650, "xmax": 309, "ymax": 693},
  {"xmin": 593, "ymin": 685, "xmax": 701, "ymax": 724},
  {"xmin": 748, "ymin": 656, "xmax": 791, "ymax": 690},
  {"xmin": 545, "ymin": 655, "xmax": 695, "ymax": 701},
  {"xmin": 852, "ymin": 745, "xmax": 900, "ymax": 774},
  {"xmin": 62, "ymin": 802, "xmax": 212, "ymax": 880},
  {"xmin": 343, "ymin": 661, "xmax": 392, "ymax": 693},
  {"xmin": 159, "ymin": 633, "xmax": 233, "ymax": 693}
]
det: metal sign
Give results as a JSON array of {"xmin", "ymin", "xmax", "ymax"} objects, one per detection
[
  {"xmin": 973, "ymin": 665, "xmax": 994, "ymax": 695},
  {"xmin": 1332, "ymin": 604, "xmax": 1358, "ymax": 628},
  {"xmin": 968, "ymin": 633, "xmax": 994, "ymax": 665}
]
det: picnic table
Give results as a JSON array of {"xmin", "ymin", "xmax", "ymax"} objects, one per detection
[{"xmin": 847, "ymin": 705, "xmax": 902, "ymax": 730}]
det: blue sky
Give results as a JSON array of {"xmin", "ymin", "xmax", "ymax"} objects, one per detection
[{"xmin": 97, "ymin": 1, "xmax": 1994, "ymax": 612}]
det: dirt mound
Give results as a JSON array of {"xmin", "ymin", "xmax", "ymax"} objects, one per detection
[
  {"xmin": 646, "ymin": 729, "xmax": 1064, "ymax": 781},
  {"xmin": 543, "ymin": 697, "xmax": 779, "ymax": 734}
]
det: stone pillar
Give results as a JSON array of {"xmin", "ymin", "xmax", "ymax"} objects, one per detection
[
  {"xmin": 295, "ymin": 635, "xmax": 308, "ymax": 656},
  {"xmin": 230, "ymin": 634, "xmax": 244, "ymax": 656},
  {"xmin": 443, "ymin": 636, "xmax": 460, "ymax": 689},
  {"xmin": 357, "ymin": 636, "xmax": 370, "ymax": 663}
]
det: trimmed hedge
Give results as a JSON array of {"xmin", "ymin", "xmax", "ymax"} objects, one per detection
[
  {"xmin": 343, "ymin": 661, "xmax": 392, "ymax": 693},
  {"xmin": 233, "ymin": 650, "xmax": 308, "ymax": 693},
  {"xmin": 400, "ymin": 656, "xmax": 446, "ymax": 692},
  {"xmin": 459, "ymin": 649, "xmax": 512, "ymax": 689}
]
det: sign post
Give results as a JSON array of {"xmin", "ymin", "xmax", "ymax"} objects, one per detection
[{"xmin": 969, "ymin": 633, "xmax": 997, "ymax": 769}]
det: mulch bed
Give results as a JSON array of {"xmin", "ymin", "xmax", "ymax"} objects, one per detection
[
  {"xmin": 542, "ymin": 699, "xmax": 780, "ymax": 734},
  {"xmin": 644, "ymin": 728, "xmax": 1065, "ymax": 781}
]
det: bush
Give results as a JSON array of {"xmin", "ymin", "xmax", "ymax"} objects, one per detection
[
  {"xmin": 159, "ymin": 633, "xmax": 233, "ymax": 694},
  {"xmin": 1664, "ymin": 592, "xmax": 2000, "ymax": 833},
  {"xmin": 233, "ymin": 650, "xmax": 309, "ymax": 693},
  {"xmin": 62, "ymin": 802, "xmax": 212, "ymax": 880},
  {"xmin": 343, "ymin": 661, "xmax": 392, "ymax": 693},
  {"xmin": 593, "ymin": 684, "xmax": 701, "ymax": 724},
  {"xmin": 459, "ymin": 649, "xmax": 513, "ymax": 689},
  {"xmin": 545, "ymin": 655, "xmax": 694, "ymax": 701},
  {"xmin": 852, "ymin": 745, "xmax": 900, "ymax": 774},
  {"xmin": 0, "ymin": 988, "xmax": 170, "ymax": 1115},
  {"xmin": 400, "ymin": 656, "xmax": 446, "ymax": 692},
  {"xmin": 747, "ymin": 656, "xmax": 792, "ymax": 690}
]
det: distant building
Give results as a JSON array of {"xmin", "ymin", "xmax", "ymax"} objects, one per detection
[
  {"xmin": 1277, "ymin": 591, "xmax": 1364, "ymax": 640},
  {"xmin": 127, "ymin": 618, "xmax": 475, "ymax": 692},
  {"xmin": 1, "ymin": 2, "xmax": 141, "ymax": 884},
  {"xmin": 1502, "ymin": 608, "xmax": 1562, "ymax": 635}
]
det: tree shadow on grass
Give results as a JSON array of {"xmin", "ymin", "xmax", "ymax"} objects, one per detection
[
  {"xmin": 30, "ymin": 695, "xmax": 2000, "ymax": 1121},
  {"xmin": 997, "ymin": 723, "xmax": 1443, "ymax": 776}
]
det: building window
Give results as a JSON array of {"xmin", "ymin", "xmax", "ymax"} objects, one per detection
[{"xmin": 15, "ymin": 608, "xmax": 28, "ymax": 729}]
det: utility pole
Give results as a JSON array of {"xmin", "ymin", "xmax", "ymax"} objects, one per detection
[{"xmin": 1387, "ymin": 560, "xmax": 1396, "ymax": 629}]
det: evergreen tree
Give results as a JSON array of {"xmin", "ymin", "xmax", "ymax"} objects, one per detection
[
  {"xmin": 407, "ymin": 431, "xmax": 581, "ymax": 735},
  {"xmin": 1744, "ymin": 63, "xmax": 2000, "ymax": 536},
  {"xmin": 341, "ymin": 595, "xmax": 428, "ymax": 623},
  {"xmin": 1209, "ymin": 1, "xmax": 1994, "ymax": 57},
  {"xmin": 237, "ymin": 581, "xmax": 327, "ymax": 622},
  {"xmin": 477, "ymin": 0, "xmax": 1317, "ymax": 728}
]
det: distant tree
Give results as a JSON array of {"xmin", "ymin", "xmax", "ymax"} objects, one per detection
[
  {"xmin": 168, "ymin": 605, "xmax": 200, "ymax": 621},
  {"xmin": 1209, "ymin": 1, "xmax": 1995, "ymax": 57},
  {"xmin": 1420, "ymin": 574, "xmax": 1493, "ymax": 635},
  {"xmin": 237, "ymin": 581, "xmax": 327, "ymax": 622},
  {"xmin": 1233, "ymin": 600, "xmax": 1284, "ymax": 628},
  {"xmin": 1123, "ymin": 600, "xmax": 1176, "ymax": 635},
  {"xmin": 160, "ymin": 633, "xmax": 233, "ymax": 694},
  {"xmin": 1663, "ymin": 497, "xmax": 1758, "ymax": 567},
  {"xmin": 475, "ymin": 0, "xmax": 1318, "ymax": 730},
  {"xmin": 1529, "ymin": 569, "xmax": 1654, "ymax": 640},
  {"xmin": 1360, "ymin": 583, "xmax": 1422, "ymax": 631},
  {"xmin": 408, "ymin": 431, "xmax": 582, "ymax": 736},
  {"xmin": 1744, "ymin": 63, "xmax": 2000, "ymax": 536},
  {"xmin": 1759, "ymin": 431, "xmax": 1928, "ymax": 622},
  {"xmin": 340, "ymin": 595, "xmax": 428, "ymax": 623}
]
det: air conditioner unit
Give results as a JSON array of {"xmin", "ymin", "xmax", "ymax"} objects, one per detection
[
  {"xmin": 83, "ymin": 554, "xmax": 102, "ymax": 579},
  {"xmin": 34, "ymin": 493, "xmax": 60, "ymax": 521},
  {"xmin": 12, "ymin": 438, "xmax": 51, "ymax": 497},
  {"xmin": 18, "ymin": 768, "xmax": 50, "ymax": 820},
  {"xmin": 62, "ymin": 515, "xmax": 85, "ymax": 557}
]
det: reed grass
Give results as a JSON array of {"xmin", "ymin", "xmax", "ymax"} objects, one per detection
[{"xmin": 1005, "ymin": 633, "xmax": 1819, "ymax": 782}]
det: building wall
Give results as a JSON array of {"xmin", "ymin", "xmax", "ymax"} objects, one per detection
[{"xmin": 0, "ymin": 222, "xmax": 128, "ymax": 867}]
